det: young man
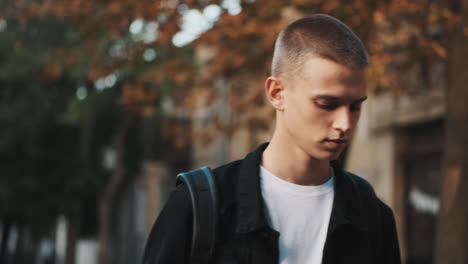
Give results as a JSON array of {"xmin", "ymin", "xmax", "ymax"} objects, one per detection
[{"xmin": 143, "ymin": 14, "xmax": 401, "ymax": 264}]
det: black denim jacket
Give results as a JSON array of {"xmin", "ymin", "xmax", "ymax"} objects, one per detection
[{"xmin": 142, "ymin": 143, "xmax": 401, "ymax": 264}]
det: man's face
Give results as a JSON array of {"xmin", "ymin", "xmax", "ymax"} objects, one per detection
[{"xmin": 279, "ymin": 57, "xmax": 367, "ymax": 161}]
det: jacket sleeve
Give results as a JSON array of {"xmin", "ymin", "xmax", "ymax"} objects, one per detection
[
  {"xmin": 380, "ymin": 202, "xmax": 401, "ymax": 264},
  {"xmin": 142, "ymin": 184, "xmax": 192, "ymax": 264}
]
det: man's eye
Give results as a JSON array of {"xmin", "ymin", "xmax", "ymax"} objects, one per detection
[
  {"xmin": 317, "ymin": 102, "xmax": 338, "ymax": 111},
  {"xmin": 350, "ymin": 104, "xmax": 362, "ymax": 112}
]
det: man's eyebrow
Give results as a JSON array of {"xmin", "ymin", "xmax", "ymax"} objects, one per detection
[
  {"xmin": 353, "ymin": 96, "xmax": 368, "ymax": 103},
  {"xmin": 313, "ymin": 95, "xmax": 341, "ymax": 101},
  {"xmin": 313, "ymin": 95, "xmax": 368, "ymax": 103}
]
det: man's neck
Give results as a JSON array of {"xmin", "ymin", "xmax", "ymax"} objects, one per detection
[{"xmin": 261, "ymin": 137, "xmax": 331, "ymax": 186}]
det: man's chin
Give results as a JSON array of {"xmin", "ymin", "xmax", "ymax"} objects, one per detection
[
  {"xmin": 303, "ymin": 145, "xmax": 344, "ymax": 161},
  {"xmin": 315, "ymin": 149, "xmax": 343, "ymax": 161}
]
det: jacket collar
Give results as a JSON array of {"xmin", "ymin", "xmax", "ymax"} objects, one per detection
[
  {"xmin": 234, "ymin": 142, "xmax": 366, "ymax": 234},
  {"xmin": 235, "ymin": 143, "xmax": 269, "ymax": 233}
]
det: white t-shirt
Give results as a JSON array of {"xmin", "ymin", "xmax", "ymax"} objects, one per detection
[{"xmin": 260, "ymin": 166, "xmax": 335, "ymax": 264}]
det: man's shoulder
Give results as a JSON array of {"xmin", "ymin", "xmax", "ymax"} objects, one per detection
[
  {"xmin": 341, "ymin": 169, "xmax": 377, "ymax": 197},
  {"xmin": 340, "ymin": 169, "xmax": 393, "ymax": 214},
  {"xmin": 210, "ymin": 143, "xmax": 268, "ymax": 183},
  {"xmin": 212, "ymin": 159, "xmax": 243, "ymax": 176},
  {"xmin": 211, "ymin": 158, "xmax": 244, "ymax": 187}
]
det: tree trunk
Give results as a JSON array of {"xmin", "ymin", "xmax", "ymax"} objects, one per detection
[
  {"xmin": 0, "ymin": 218, "xmax": 12, "ymax": 264},
  {"xmin": 12, "ymin": 221, "xmax": 23, "ymax": 264},
  {"xmin": 64, "ymin": 86, "xmax": 95, "ymax": 264},
  {"xmin": 97, "ymin": 116, "xmax": 131, "ymax": 264},
  {"xmin": 434, "ymin": 1, "xmax": 468, "ymax": 263},
  {"xmin": 0, "ymin": 218, "xmax": 12, "ymax": 263},
  {"xmin": 64, "ymin": 212, "xmax": 81, "ymax": 264}
]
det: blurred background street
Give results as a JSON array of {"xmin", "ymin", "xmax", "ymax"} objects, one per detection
[{"xmin": 1, "ymin": 0, "xmax": 467, "ymax": 263}]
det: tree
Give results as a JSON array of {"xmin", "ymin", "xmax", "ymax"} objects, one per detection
[
  {"xmin": 0, "ymin": 8, "xmax": 135, "ymax": 263},
  {"xmin": 0, "ymin": 16, "xmax": 89, "ymax": 263},
  {"xmin": 435, "ymin": 1, "xmax": 468, "ymax": 263}
]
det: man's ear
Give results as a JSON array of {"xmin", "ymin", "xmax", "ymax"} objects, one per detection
[{"xmin": 265, "ymin": 76, "xmax": 285, "ymax": 111}]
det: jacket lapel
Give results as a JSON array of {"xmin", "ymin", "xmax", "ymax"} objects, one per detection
[
  {"xmin": 235, "ymin": 143, "xmax": 269, "ymax": 233},
  {"xmin": 328, "ymin": 160, "xmax": 366, "ymax": 233},
  {"xmin": 233, "ymin": 143, "xmax": 367, "ymax": 234}
]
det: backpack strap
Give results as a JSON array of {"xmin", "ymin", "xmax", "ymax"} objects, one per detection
[{"xmin": 176, "ymin": 166, "xmax": 218, "ymax": 264}]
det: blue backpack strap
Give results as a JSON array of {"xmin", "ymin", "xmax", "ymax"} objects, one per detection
[{"xmin": 176, "ymin": 166, "xmax": 218, "ymax": 264}]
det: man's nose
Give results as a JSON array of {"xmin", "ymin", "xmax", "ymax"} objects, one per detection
[{"xmin": 332, "ymin": 108, "xmax": 352, "ymax": 134}]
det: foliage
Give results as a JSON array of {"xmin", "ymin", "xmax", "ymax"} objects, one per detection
[{"xmin": 0, "ymin": 13, "xmax": 122, "ymax": 237}]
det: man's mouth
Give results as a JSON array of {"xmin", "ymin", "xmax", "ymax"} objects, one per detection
[
  {"xmin": 323, "ymin": 139, "xmax": 348, "ymax": 149},
  {"xmin": 325, "ymin": 139, "xmax": 348, "ymax": 143}
]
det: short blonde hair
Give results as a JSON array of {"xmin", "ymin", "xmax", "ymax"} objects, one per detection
[{"xmin": 272, "ymin": 14, "xmax": 369, "ymax": 78}]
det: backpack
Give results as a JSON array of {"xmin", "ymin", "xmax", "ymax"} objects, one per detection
[{"xmin": 176, "ymin": 166, "xmax": 219, "ymax": 264}]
